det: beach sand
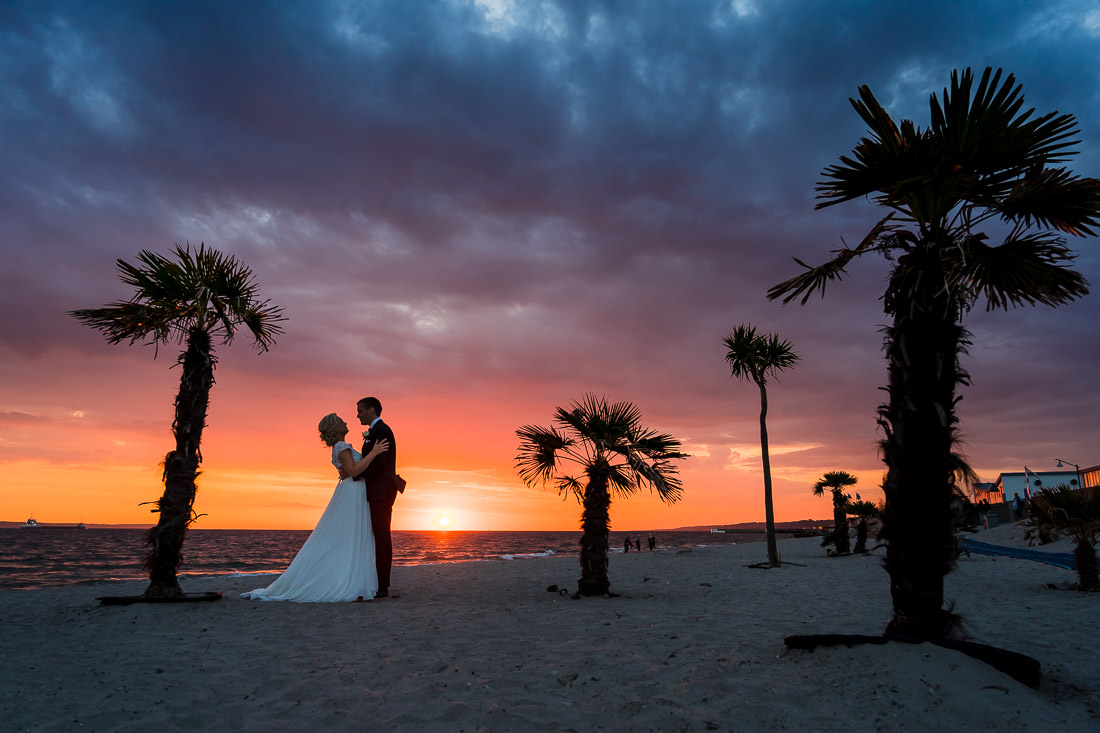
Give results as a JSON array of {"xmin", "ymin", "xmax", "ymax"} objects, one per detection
[{"xmin": 2, "ymin": 527, "xmax": 1097, "ymax": 732}]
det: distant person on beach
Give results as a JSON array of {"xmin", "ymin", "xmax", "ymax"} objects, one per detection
[
  {"xmin": 624, "ymin": 537, "xmax": 631, "ymax": 552},
  {"xmin": 1012, "ymin": 493, "xmax": 1023, "ymax": 520},
  {"xmin": 243, "ymin": 413, "xmax": 389, "ymax": 602},
  {"xmin": 636, "ymin": 537, "xmax": 642, "ymax": 551},
  {"xmin": 648, "ymin": 534, "xmax": 656, "ymax": 551}
]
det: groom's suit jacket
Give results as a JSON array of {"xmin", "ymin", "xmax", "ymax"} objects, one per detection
[{"xmin": 360, "ymin": 419, "xmax": 398, "ymax": 505}]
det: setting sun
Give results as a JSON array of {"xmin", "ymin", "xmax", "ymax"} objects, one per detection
[{"xmin": 435, "ymin": 513, "xmax": 454, "ymax": 529}]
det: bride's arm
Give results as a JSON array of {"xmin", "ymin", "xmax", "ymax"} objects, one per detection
[{"xmin": 337, "ymin": 439, "xmax": 390, "ymax": 478}]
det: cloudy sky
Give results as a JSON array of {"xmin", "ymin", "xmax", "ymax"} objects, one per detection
[{"xmin": 2, "ymin": 0, "xmax": 1098, "ymax": 531}]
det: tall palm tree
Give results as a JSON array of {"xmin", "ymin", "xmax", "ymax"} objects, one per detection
[
  {"xmin": 847, "ymin": 499, "xmax": 882, "ymax": 554},
  {"xmin": 1026, "ymin": 485, "xmax": 1100, "ymax": 590},
  {"xmin": 813, "ymin": 470, "xmax": 858, "ymax": 555},
  {"xmin": 70, "ymin": 244, "xmax": 285, "ymax": 598},
  {"xmin": 515, "ymin": 394, "xmax": 686, "ymax": 596},
  {"xmin": 769, "ymin": 68, "xmax": 1100, "ymax": 637},
  {"xmin": 723, "ymin": 324, "xmax": 800, "ymax": 568}
]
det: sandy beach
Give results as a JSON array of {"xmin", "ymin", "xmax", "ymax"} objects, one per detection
[{"xmin": 2, "ymin": 526, "xmax": 1097, "ymax": 732}]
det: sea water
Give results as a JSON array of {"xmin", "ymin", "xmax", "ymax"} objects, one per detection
[{"xmin": 0, "ymin": 528, "xmax": 756, "ymax": 590}]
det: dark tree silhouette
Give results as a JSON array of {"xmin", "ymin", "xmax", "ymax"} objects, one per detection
[
  {"xmin": 847, "ymin": 499, "xmax": 882, "ymax": 554},
  {"xmin": 724, "ymin": 324, "xmax": 800, "ymax": 568},
  {"xmin": 770, "ymin": 68, "xmax": 1100, "ymax": 638},
  {"xmin": 71, "ymin": 244, "xmax": 285, "ymax": 597},
  {"xmin": 813, "ymin": 471, "xmax": 858, "ymax": 554},
  {"xmin": 516, "ymin": 395, "xmax": 686, "ymax": 596},
  {"xmin": 1026, "ymin": 485, "xmax": 1100, "ymax": 590}
]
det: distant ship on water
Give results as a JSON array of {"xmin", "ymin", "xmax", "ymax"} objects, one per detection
[{"xmin": 16, "ymin": 517, "xmax": 88, "ymax": 529}]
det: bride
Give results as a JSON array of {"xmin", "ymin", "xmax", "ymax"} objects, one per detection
[{"xmin": 243, "ymin": 413, "xmax": 390, "ymax": 602}]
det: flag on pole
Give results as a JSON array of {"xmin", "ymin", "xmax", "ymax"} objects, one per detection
[{"xmin": 1023, "ymin": 465, "xmax": 1037, "ymax": 500}]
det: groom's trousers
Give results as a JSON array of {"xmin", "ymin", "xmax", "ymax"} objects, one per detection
[{"xmin": 370, "ymin": 499, "xmax": 394, "ymax": 591}]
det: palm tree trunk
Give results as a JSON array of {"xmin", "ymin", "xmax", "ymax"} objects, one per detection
[
  {"xmin": 879, "ymin": 248, "xmax": 968, "ymax": 638},
  {"xmin": 759, "ymin": 384, "xmax": 780, "ymax": 568},
  {"xmin": 832, "ymin": 493, "xmax": 850, "ymax": 554},
  {"xmin": 142, "ymin": 328, "xmax": 214, "ymax": 598},
  {"xmin": 854, "ymin": 518, "xmax": 869, "ymax": 553},
  {"xmin": 1074, "ymin": 539, "xmax": 1098, "ymax": 590},
  {"xmin": 578, "ymin": 466, "xmax": 612, "ymax": 596}
]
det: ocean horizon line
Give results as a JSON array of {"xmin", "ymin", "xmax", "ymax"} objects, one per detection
[{"xmin": 1, "ymin": 520, "xmax": 832, "ymax": 532}]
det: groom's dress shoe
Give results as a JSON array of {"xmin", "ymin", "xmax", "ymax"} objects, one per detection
[{"xmin": 374, "ymin": 589, "xmax": 389, "ymax": 599}]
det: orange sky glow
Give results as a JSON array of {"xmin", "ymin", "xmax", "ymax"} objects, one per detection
[{"xmin": 4, "ymin": 346, "xmax": 887, "ymax": 531}]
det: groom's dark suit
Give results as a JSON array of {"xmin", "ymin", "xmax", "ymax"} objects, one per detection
[{"xmin": 361, "ymin": 418, "xmax": 398, "ymax": 594}]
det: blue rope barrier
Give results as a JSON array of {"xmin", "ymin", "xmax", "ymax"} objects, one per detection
[{"xmin": 959, "ymin": 536, "xmax": 1077, "ymax": 570}]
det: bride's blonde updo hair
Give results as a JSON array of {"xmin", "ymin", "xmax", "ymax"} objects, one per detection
[{"xmin": 317, "ymin": 413, "xmax": 346, "ymax": 446}]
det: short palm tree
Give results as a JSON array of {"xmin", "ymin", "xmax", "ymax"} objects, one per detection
[
  {"xmin": 723, "ymin": 324, "xmax": 800, "ymax": 568},
  {"xmin": 70, "ymin": 244, "xmax": 285, "ymax": 598},
  {"xmin": 769, "ymin": 68, "xmax": 1100, "ymax": 637},
  {"xmin": 813, "ymin": 471, "xmax": 858, "ymax": 554},
  {"xmin": 847, "ymin": 499, "xmax": 882, "ymax": 554},
  {"xmin": 515, "ymin": 394, "xmax": 686, "ymax": 596},
  {"xmin": 1026, "ymin": 485, "xmax": 1100, "ymax": 590}
]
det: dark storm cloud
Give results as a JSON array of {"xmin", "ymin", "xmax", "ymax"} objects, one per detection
[{"xmin": 2, "ymin": 0, "xmax": 1098, "ymax": 475}]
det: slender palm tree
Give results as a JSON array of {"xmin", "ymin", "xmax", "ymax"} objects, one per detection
[
  {"xmin": 723, "ymin": 325, "xmax": 800, "ymax": 568},
  {"xmin": 70, "ymin": 244, "xmax": 285, "ymax": 597},
  {"xmin": 515, "ymin": 394, "xmax": 686, "ymax": 596},
  {"xmin": 813, "ymin": 470, "xmax": 858, "ymax": 554},
  {"xmin": 847, "ymin": 499, "xmax": 882, "ymax": 554},
  {"xmin": 769, "ymin": 68, "xmax": 1100, "ymax": 637},
  {"xmin": 1026, "ymin": 485, "xmax": 1100, "ymax": 590}
]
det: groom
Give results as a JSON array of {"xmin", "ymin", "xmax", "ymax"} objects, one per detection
[{"xmin": 356, "ymin": 396, "xmax": 399, "ymax": 598}]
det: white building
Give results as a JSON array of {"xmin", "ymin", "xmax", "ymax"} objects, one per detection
[{"xmin": 978, "ymin": 469, "xmax": 1084, "ymax": 504}]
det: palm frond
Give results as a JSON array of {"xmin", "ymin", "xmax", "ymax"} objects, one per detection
[
  {"xmin": 69, "ymin": 301, "xmax": 176, "ymax": 346},
  {"xmin": 930, "ymin": 68, "xmax": 1081, "ymax": 199},
  {"xmin": 69, "ymin": 243, "xmax": 286, "ymax": 350},
  {"xmin": 722, "ymin": 324, "xmax": 761, "ymax": 382},
  {"xmin": 628, "ymin": 454, "xmax": 685, "ymax": 504},
  {"xmin": 554, "ymin": 402, "xmax": 594, "ymax": 441},
  {"xmin": 723, "ymin": 324, "xmax": 800, "ymax": 386},
  {"xmin": 555, "ymin": 394, "xmax": 639, "ymax": 448},
  {"xmin": 815, "ymin": 84, "xmax": 911, "ymax": 208},
  {"xmin": 813, "ymin": 470, "xmax": 859, "ymax": 493},
  {"xmin": 601, "ymin": 397, "xmax": 643, "ymax": 434},
  {"xmin": 516, "ymin": 395, "xmax": 686, "ymax": 506},
  {"xmin": 604, "ymin": 463, "xmax": 641, "ymax": 497},
  {"xmin": 994, "ymin": 167, "xmax": 1100, "ymax": 236},
  {"xmin": 554, "ymin": 475, "xmax": 585, "ymax": 502},
  {"xmin": 514, "ymin": 424, "xmax": 570, "ymax": 486},
  {"xmin": 961, "ymin": 232, "xmax": 1090, "ymax": 309},
  {"xmin": 631, "ymin": 432, "xmax": 687, "ymax": 459},
  {"xmin": 767, "ymin": 215, "xmax": 898, "ymax": 305},
  {"xmin": 846, "ymin": 499, "xmax": 881, "ymax": 518}
]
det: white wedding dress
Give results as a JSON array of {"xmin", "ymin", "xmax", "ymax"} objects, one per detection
[{"xmin": 243, "ymin": 441, "xmax": 377, "ymax": 602}]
